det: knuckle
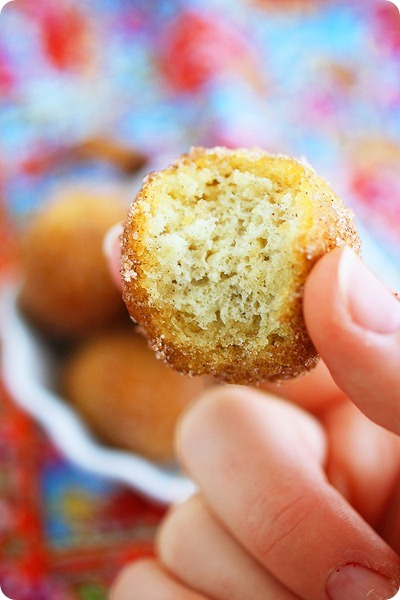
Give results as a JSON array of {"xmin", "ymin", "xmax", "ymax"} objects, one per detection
[
  {"xmin": 245, "ymin": 490, "xmax": 318, "ymax": 562},
  {"xmin": 157, "ymin": 495, "xmax": 205, "ymax": 569}
]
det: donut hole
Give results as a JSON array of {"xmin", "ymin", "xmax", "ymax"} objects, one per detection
[
  {"xmin": 121, "ymin": 147, "xmax": 360, "ymax": 382},
  {"xmin": 138, "ymin": 153, "xmax": 310, "ymax": 352}
]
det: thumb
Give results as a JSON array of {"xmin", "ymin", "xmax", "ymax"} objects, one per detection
[{"xmin": 304, "ymin": 247, "xmax": 400, "ymax": 434}]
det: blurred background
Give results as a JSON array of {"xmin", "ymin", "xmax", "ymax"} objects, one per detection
[{"xmin": 0, "ymin": 0, "xmax": 400, "ymax": 598}]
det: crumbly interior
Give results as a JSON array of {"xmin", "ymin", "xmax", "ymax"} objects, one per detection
[
  {"xmin": 136, "ymin": 157, "xmax": 310, "ymax": 352},
  {"xmin": 121, "ymin": 147, "xmax": 361, "ymax": 382}
]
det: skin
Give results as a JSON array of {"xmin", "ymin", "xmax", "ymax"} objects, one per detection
[{"xmin": 108, "ymin": 245, "xmax": 400, "ymax": 600}]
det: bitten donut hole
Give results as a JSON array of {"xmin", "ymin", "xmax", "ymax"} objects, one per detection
[
  {"xmin": 139, "ymin": 154, "xmax": 306, "ymax": 351},
  {"xmin": 122, "ymin": 147, "xmax": 361, "ymax": 383}
]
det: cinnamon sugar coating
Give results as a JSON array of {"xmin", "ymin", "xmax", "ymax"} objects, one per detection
[{"xmin": 121, "ymin": 147, "xmax": 361, "ymax": 384}]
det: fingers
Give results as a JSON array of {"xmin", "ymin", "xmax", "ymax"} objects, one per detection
[
  {"xmin": 110, "ymin": 558, "xmax": 210, "ymax": 600},
  {"xmin": 157, "ymin": 494, "xmax": 299, "ymax": 600},
  {"xmin": 322, "ymin": 400, "xmax": 400, "ymax": 529},
  {"xmin": 177, "ymin": 386, "xmax": 400, "ymax": 600},
  {"xmin": 304, "ymin": 247, "xmax": 400, "ymax": 434}
]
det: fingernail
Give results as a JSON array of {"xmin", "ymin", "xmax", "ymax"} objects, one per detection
[
  {"xmin": 339, "ymin": 247, "xmax": 400, "ymax": 334},
  {"xmin": 327, "ymin": 564, "xmax": 398, "ymax": 600},
  {"xmin": 103, "ymin": 221, "xmax": 123, "ymax": 260}
]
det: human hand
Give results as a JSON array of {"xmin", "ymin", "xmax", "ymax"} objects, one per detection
[{"xmin": 110, "ymin": 246, "xmax": 400, "ymax": 600}]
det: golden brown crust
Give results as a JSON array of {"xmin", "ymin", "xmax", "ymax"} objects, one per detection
[
  {"xmin": 19, "ymin": 186, "xmax": 128, "ymax": 339},
  {"xmin": 121, "ymin": 147, "xmax": 361, "ymax": 384},
  {"xmin": 60, "ymin": 329, "xmax": 207, "ymax": 461}
]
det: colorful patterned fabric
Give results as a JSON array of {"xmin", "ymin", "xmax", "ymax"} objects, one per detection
[
  {"xmin": 0, "ymin": 1, "xmax": 399, "ymax": 598},
  {"xmin": 0, "ymin": 381, "xmax": 164, "ymax": 600}
]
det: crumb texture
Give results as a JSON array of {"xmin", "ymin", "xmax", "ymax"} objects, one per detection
[{"xmin": 122, "ymin": 147, "xmax": 361, "ymax": 383}]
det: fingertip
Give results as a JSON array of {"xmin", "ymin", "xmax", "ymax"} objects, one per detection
[
  {"xmin": 110, "ymin": 558, "xmax": 207, "ymax": 600},
  {"xmin": 175, "ymin": 385, "xmax": 255, "ymax": 466},
  {"xmin": 103, "ymin": 221, "xmax": 124, "ymax": 260},
  {"xmin": 176, "ymin": 383, "xmax": 326, "ymax": 482},
  {"xmin": 156, "ymin": 494, "xmax": 205, "ymax": 569},
  {"xmin": 103, "ymin": 221, "xmax": 124, "ymax": 289},
  {"xmin": 109, "ymin": 560, "xmax": 151, "ymax": 600}
]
